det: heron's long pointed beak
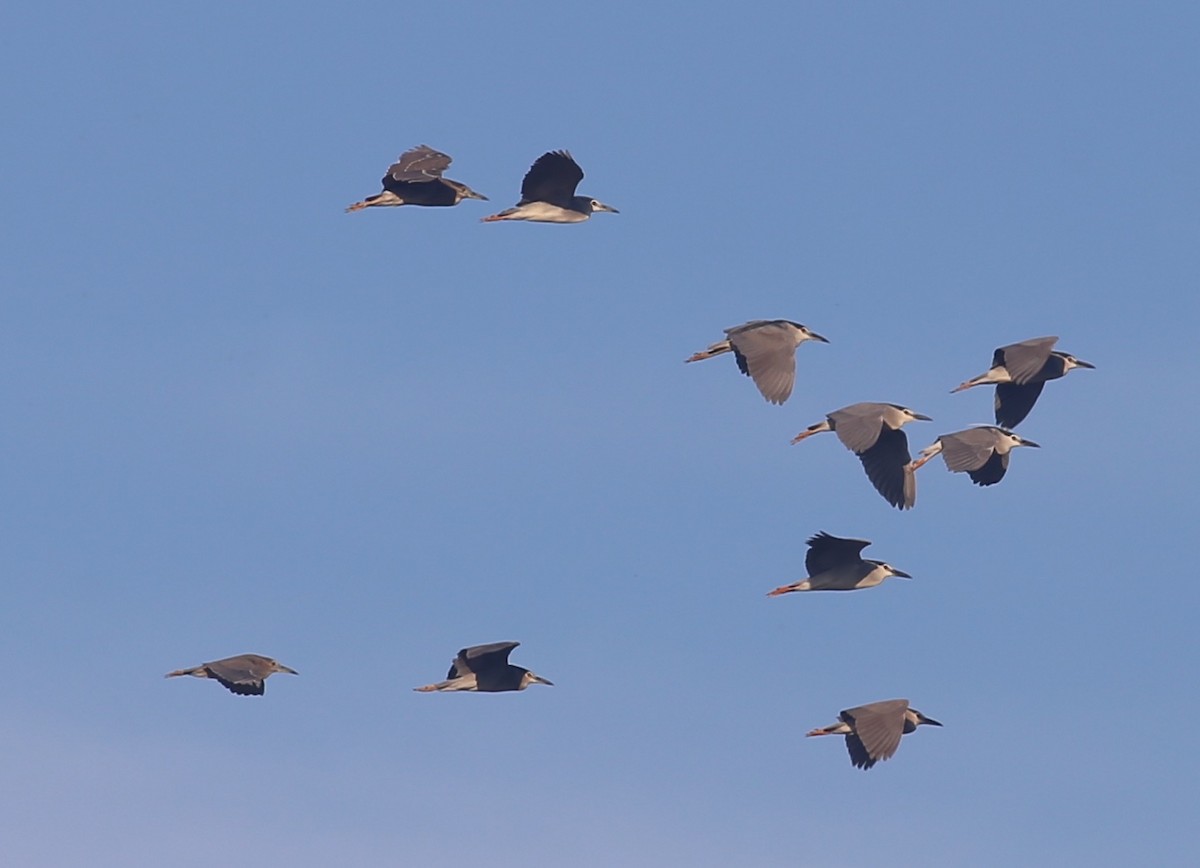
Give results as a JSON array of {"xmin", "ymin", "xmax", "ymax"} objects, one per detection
[
  {"xmin": 1021, "ymin": 438, "xmax": 1041, "ymax": 448},
  {"xmin": 924, "ymin": 717, "xmax": 944, "ymax": 727},
  {"xmin": 595, "ymin": 202, "xmax": 619, "ymax": 214},
  {"xmin": 892, "ymin": 569, "xmax": 913, "ymax": 579},
  {"xmin": 464, "ymin": 189, "xmax": 489, "ymax": 201},
  {"xmin": 913, "ymin": 413, "xmax": 933, "ymax": 422},
  {"xmin": 531, "ymin": 674, "xmax": 554, "ymax": 686},
  {"xmin": 809, "ymin": 332, "xmax": 830, "ymax": 344},
  {"xmin": 1076, "ymin": 359, "xmax": 1096, "ymax": 369},
  {"xmin": 278, "ymin": 665, "xmax": 299, "ymax": 675}
]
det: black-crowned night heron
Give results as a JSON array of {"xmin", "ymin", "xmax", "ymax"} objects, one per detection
[
  {"xmin": 767, "ymin": 532, "xmax": 911, "ymax": 596},
  {"xmin": 807, "ymin": 699, "xmax": 942, "ymax": 770},
  {"xmin": 414, "ymin": 642, "xmax": 553, "ymax": 693},
  {"xmin": 165, "ymin": 654, "xmax": 297, "ymax": 696},
  {"xmin": 482, "ymin": 151, "xmax": 618, "ymax": 223},
  {"xmin": 345, "ymin": 145, "xmax": 487, "ymax": 212},
  {"xmin": 686, "ymin": 320, "xmax": 829, "ymax": 405},
  {"xmin": 952, "ymin": 336, "xmax": 1094, "ymax": 428},
  {"xmin": 790, "ymin": 402, "xmax": 931, "ymax": 509},
  {"xmin": 910, "ymin": 426, "xmax": 1039, "ymax": 486}
]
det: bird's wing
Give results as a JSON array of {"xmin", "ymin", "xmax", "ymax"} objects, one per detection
[
  {"xmin": 843, "ymin": 732, "xmax": 878, "ymax": 769},
  {"xmin": 829, "ymin": 404, "xmax": 886, "ymax": 453},
  {"xmin": 994, "ymin": 382, "xmax": 1045, "ymax": 428},
  {"xmin": 858, "ymin": 426, "xmax": 915, "ymax": 509},
  {"xmin": 841, "ymin": 700, "xmax": 908, "ymax": 766},
  {"xmin": 967, "ymin": 450, "xmax": 1009, "ymax": 486},
  {"xmin": 998, "ymin": 336, "xmax": 1058, "ymax": 384},
  {"xmin": 939, "ymin": 429, "xmax": 997, "ymax": 472},
  {"xmin": 520, "ymin": 151, "xmax": 583, "ymax": 205},
  {"xmin": 204, "ymin": 657, "xmax": 267, "ymax": 695},
  {"xmin": 727, "ymin": 322, "xmax": 798, "ymax": 405},
  {"xmin": 385, "ymin": 145, "xmax": 453, "ymax": 183},
  {"xmin": 452, "ymin": 642, "xmax": 520, "ymax": 677},
  {"xmin": 805, "ymin": 532, "xmax": 871, "ymax": 576}
]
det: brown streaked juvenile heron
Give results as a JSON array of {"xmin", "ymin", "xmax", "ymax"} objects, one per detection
[
  {"xmin": 686, "ymin": 320, "xmax": 829, "ymax": 405},
  {"xmin": 482, "ymin": 151, "xmax": 618, "ymax": 223},
  {"xmin": 791, "ymin": 402, "xmax": 931, "ymax": 509},
  {"xmin": 165, "ymin": 654, "xmax": 297, "ymax": 696},
  {"xmin": 910, "ymin": 426, "xmax": 1039, "ymax": 486},
  {"xmin": 414, "ymin": 642, "xmax": 553, "ymax": 693},
  {"xmin": 952, "ymin": 336, "xmax": 1094, "ymax": 428},
  {"xmin": 345, "ymin": 145, "xmax": 487, "ymax": 212},
  {"xmin": 807, "ymin": 699, "xmax": 942, "ymax": 770},
  {"xmin": 767, "ymin": 531, "xmax": 912, "ymax": 595}
]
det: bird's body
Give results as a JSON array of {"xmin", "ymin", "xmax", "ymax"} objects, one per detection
[
  {"xmin": 791, "ymin": 402, "xmax": 931, "ymax": 509},
  {"xmin": 483, "ymin": 151, "xmax": 618, "ymax": 223},
  {"xmin": 414, "ymin": 642, "xmax": 553, "ymax": 693},
  {"xmin": 686, "ymin": 320, "xmax": 829, "ymax": 405},
  {"xmin": 952, "ymin": 336, "xmax": 1094, "ymax": 428},
  {"xmin": 346, "ymin": 145, "xmax": 487, "ymax": 212},
  {"xmin": 910, "ymin": 426, "xmax": 1039, "ymax": 486},
  {"xmin": 807, "ymin": 699, "xmax": 942, "ymax": 770},
  {"xmin": 165, "ymin": 654, "xmax": 297, "ymax": 696},
  {"xmin": 767, "ymin": 531, "xmax": 912, "ymax": 596}
]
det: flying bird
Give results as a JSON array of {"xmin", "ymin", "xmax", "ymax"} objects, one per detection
[
  {"xmin": 807, "ymin": 699, "xmax": 942, "ymax": 770},
  {"xmin": 165, "ymin": 654, "xmax": 297, "ymax": 696},
  {"xmin": 791, "ymin": 402, "xmax": 931, "ymax": 509},
  {"xmin": 482, "ymin": 151, "xmax": 618, "ymax": 223},
  {"xmin": 686, "ymin": 320, "xmax": 829, "ymax": 405},
  {"xmin": 767, "ymin": 532, "xmax": 912, "ymax": 595},
  {"xmin": 952, "ymin": 336, "xmax": 1094, "ymax": 428},
  {"xmin": 345, "ymin": 145, "xmax": 487, "ymax": 212},
  {"xmin": 414, "ymin": 642, "xmax": 553, "ymax": 693},
  {"xmin": 910, "ymin": 426, "xmax": 1039, "ymax": 486}
]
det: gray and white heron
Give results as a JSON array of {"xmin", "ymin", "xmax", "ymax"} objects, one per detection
[
  {"xmin": 686, "ymin": 320, "xmax": 829, "ymax": 405},
  {"xmin": 910, "ymin": 426, "xmax": 1039, "ymax": 486},
  {"xmin": 952, "ymin": 336, "xmax": 1094, "ymax": 428},
  {"xmin": 414, "ymin": 642, "xmax": 553, "ymax": 693},
  {"xmin": 807, "ymin": 699, "xmax": 942, "ymax": 770},
  {"xmin": 166, "ymin": 654, "xmax": 297, "ymax": 696},
  {"xmin": 791, "ymin": 402, "xmax": 931, "ymax": 509},
  {"xmin": 482, "ymin": 151, "xmax": 617, "ymax": 223},
  {"xmin": 345, "ymin": 145, "xmax": 487, "ymax": 212},
  {"xmin": 766, "ymin": 532, "xmax": 912, "ymax": 595}
]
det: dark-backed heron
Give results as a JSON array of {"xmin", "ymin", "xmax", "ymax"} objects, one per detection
[
  {"xmin": 807, "ymin": 699, "xmax": 942, "ymax": 770},
  {"xmin": 953, "ymin": 336, "xmax": 1094, "ymax": 428},
  {"xmin": 687, "ymin": 320, "xmax": 829, "ymax": 405},
  {"xmin": 767, "ymin": 532, "xmax": 911, "ymax": 596},
  {"xmin": 791, "ymin": 402, "xmax": 931, "ymax": 509},
  {"xmin": 483, "ymin": 151, "xmax": 617, "ymax": 223},
  {"xmin": 414, "ymin": 642, "xmax": 553, "ymax": 693},
  {"xmin": 910, "ymin": 426, "xmax": 1039, "ymax": 486},
  {"xmin": 166, "ymin": 654, "xmax": 297, "ymax": 696},
  {"xmin": 345, "ymin": 145, "xmax": 487, "ymax": 212}
]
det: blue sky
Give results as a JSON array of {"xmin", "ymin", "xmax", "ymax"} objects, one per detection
[{"xmin": 2, "ymin": 3, "xmax": 1198, "ymax": 865}]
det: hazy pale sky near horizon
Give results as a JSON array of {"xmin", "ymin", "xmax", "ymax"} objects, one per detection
[{"xmin": 2, "ymin": 3, "xmax": 1198, "ymax": 866}]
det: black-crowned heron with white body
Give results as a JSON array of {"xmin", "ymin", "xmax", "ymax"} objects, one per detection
[
  {"xmin": 686, "ymin": 320, "xmax": 829, "ymax": 405},
  {"xmin": 165, "ymin": 654, "xmax": 297, "ymax": 696},
  {"xmin": 791, "ymin": 402, "xmax": 931, "ymax": 509},
  {"xmin": 414, "ymin": 642, "xmax": 553, "ymax": 693},
  {"xmin": 807, "ymin": 699, "xmax": 942, "ymax": 770},
  {"xmin": 345, "ymin": 145, "xmax": 487, "ymax": 212},
  {"xmin": 767, "ymin": 532, "xmax": 912, "ymax": 596},
  {"xmin": 952, "ymin": 336, "xmax": 1094, "ymax": 428},
  {"xmin": 910, "ymin": 426, "xmax": 1039, "ymax": 486},
  {"xmin": 482, "ymin": 151, "xmax": 618, "ymax": 223}
]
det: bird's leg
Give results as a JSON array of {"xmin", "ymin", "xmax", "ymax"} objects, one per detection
[
  {"xmin": 790, "ymin": 420, "xmax": 831, "ymax": 444},
  {"xmin": 908, "ymin": 443, "xmax": 942, "ymax": 472},
  {"xmin": 766, "ymin": 580, "xmax": 809, "ymax": 596},
  {"xmin": 344, "ymin": 201, "xmax": 369, "ymax": 213},
  {"xmin": 951, "ymin": 367, "xmax": 1010, "ymax": 393},
  {"xmin": 685, "ymin": 340, "xmax": 732, "ymax": 363},
  {"xmin": 413, "ymin": 684, "xmax": 440, "ymax": 692}
]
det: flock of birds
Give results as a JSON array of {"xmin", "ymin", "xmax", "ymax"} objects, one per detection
[{"xmin": 167, "ymin": 144, "xmax": 1095, "ymax": 771}]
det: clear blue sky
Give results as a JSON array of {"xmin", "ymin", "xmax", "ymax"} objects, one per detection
[{"xmin": 3, "ymin": 3, "xmax": 1197, "ymax": 866}]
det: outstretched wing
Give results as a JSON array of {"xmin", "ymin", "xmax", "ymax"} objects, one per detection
[
  {"xmin": 994, "ymin": 382, "xmax": 1045, "ymax": 428},
  {"xmin": 939, "ymin": 428, "xmax": 998, "ymax": 473},
  {"xmin": 449, "ymin": 642, "xmax": 520, "ymax": 679},
  {"xmin": 829, "ymin": 403, "xmax": 887, "ymax": 454},
  {"xmin": 385, "ymin": 145, "xmax": 453, "ymax": 184},
  {"xmin": 805, "ymin": 532, "xmax": 871, "ymax": 576},
  {"xmin": 841, "ymin": 700, "xmax": 908, "ymax": 769},
  {"xmin": 997, "ymin": 336, "xmax": 1057, "ymax": 384},
  {"xmin": 858, "ymin": 426, "xmax": 914, "ymax": 509},
  {"xmin": 726, "ymin": 322, "xmax": 798, "ymax": 405},
  {"xmin": 520, "ymin": 151, "xmax": 583, "ymax": 206},
  {"xmin": 204, "ymin": 657, "xmax": 267, "ymax": 696}
]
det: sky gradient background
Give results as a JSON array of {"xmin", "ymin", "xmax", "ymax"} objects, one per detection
[{"xmin": 3, "ymin": 3, "xmax": 1198, "ymax": 866}]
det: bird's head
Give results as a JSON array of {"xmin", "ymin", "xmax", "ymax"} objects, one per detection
[
  {"xmin": 271, "ymin": 661, "xmax": 299, "ymax": 676},
  {"xmin": 519, "ymin": 670, "xmax": 554, "ymax": 689},
  {"xmin": 902, "ymin": 408, "xmax": 933, "ymax": 423},
  {"xmin": 1061, "ymin": 353, "xmax": 1095, "ymax": 372},
  {"xmin": 588, "ymin": 198, "xmax": 619, "ymax": 214},
  {"xmin": 871, "ymin": 561, "xmax": 913, "ymax": 580},
  {"xmin": 913, "ymin": 709, "xmax": 943, "ymax": 727},
  {"xmin": 454, "ymin": 183, "xmax": 489, "ymax": 202}
]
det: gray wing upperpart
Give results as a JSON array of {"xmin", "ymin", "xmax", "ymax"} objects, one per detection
[
  {"xmin": 939, "ymin": 428, "xmax": 999, "ymax": 472},
  {"xmin": 726, "ymin": 322, "xmax": 798, "ymax": 404},
  {"xmin": 841, "ymin": 700, "xmax": 908, "ymax": 767},
  {"xmin": 998, "ymin": 336, "xmax": 1058, "ymax": 384},
  {"xmin": 387, "ymin": 145, "xmax": 453, "ymax": 183},
  {"xmin": 829, "ymin": 403, "xmax": 889, "ymax": 454},
  {"xmin": 204, "ymin": 656, "xmax": 269, "ymax": 695},
  {"xmin": 805, "ymin": 532, "xmax": 871, "ymax": 576}
]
